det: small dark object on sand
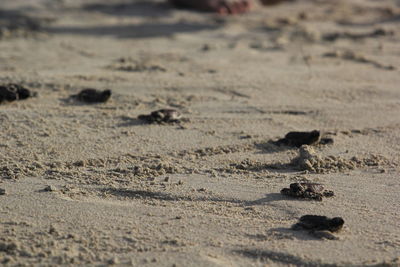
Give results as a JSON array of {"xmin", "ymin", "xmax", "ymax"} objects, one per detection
[
  {"xmin": 281, "ymin": 182, "xmax": 334, "ymax": 201},
  {"xmin": 322, "ymin": 28, "xmax": 392, "ymax": 42},
  {"xmin": 71, "ymin": 89, "xmax": 111, "ymax": 103},
  {"xmin": 138, "ymin": 109, "xmax": 181, "ymax": 124},
  {"xmin": 0, "ymin": 83, "xmax": 36, "ymax": 103},
  {"xmin": 293, "ymin": 215, "xmax": 344, "ymax": 232},
  {"xmin": 276, "ymin": 130, "xmax": 320, "ymax": 147},
  {"xmin": 292, "ymin": 215, "xmax": 344, "ymax": 240},
  {"xmin": 260, "ymin": 0, "xmax": 288, "ymax": 5}
]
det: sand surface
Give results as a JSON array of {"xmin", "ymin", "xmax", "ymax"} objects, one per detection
[{"xmin": 1, "ymin": 0, "xmax": 400, "ymax": 266}]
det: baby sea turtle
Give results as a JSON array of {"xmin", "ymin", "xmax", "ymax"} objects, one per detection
[
  {"xmin": 70, "ymin": 89, "xmax": 111, "ymax": 103},
  {"xmin": 281, "ymin": 182, "xmax": 334, "ymax": 201},
  {"xmin": 292, "ymin": 215, "xmax": 344, "ymax": 240},
  {"xmin": 0, "ymin": 83, "xmax": 36, "ymax": 103},
  {"xmin": 138, "ymin": 109, "xmax": 181, "ymax": 124},
  {"xmin": 276, "ymin": 130, "xmax": 320, "ymax": 147}
]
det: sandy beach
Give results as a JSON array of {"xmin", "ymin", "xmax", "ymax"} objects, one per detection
[{"xmin": 1, "ymin": 0, "xmax": 400, "ymax": 266}]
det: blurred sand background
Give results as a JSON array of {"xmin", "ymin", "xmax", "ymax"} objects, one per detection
[{"xmin": 0, "ymin": 0, "xmax": 400, "ymax": 266}]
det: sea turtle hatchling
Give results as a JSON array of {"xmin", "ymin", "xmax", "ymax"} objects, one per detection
[
  {"xmin": 276, "ymin": 130, "xmax": 320, "ymax": 147},
  {"xmin": 138, "ymin": 109, "xmax": 182, "ymax": 124},
  {"xmin": 0, "ymin": 83, "xmax": 37, "ymax": 103},
  {"xmin": 281, "ymin": 182, "xmax": 334, "ymax": 201},
  {"xmin": 292, "ymin": 215, "xmax": 344, "ymax": 240},
  {"xmin": 70, "ymin": 88, "xmax": 111, "ymax": 103}
]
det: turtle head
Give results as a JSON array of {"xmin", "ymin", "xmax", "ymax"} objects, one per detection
[
  {"xmin": 290, "ymin": 183, "xmax": 305, "ymax": 192},
  {"xmin": 330, "ymin": 217, "xmax": 345, "ymax": 231},
  {"xmin": 102, "ymin": 89, "xmax": 112, "ymax": 97},
  {"xmin": 310, "ymin": 130, "xmax": 320, "ymax": 139}
]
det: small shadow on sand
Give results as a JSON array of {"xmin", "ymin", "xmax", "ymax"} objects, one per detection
[
  {"xmin": 254, "ymin": 147, "xmax": 301, "ymax": 173},
  {"xmin": 116, "ymin": 116, "xmax": 189, "ymax": 127},
  {"xmin": 233, "ymin": 248, "xmax": 339, "ymax": 266},
  {"xmin": 100, "ymin": 187, "xmax": 232, "ymax": 203},
  {"xmin": 45, "ymin": 22, "xmax": 217, "ymax": 39},
  {"xmin": 99, "ymin": 186, "xmax": 307, "ymax": 210},
  {"xmin": 99, "ymin": 187, "xmax": 274, "ymax": 206},
  {"xmin": 100, "ymin": 188, "xmax": 187, "ymax": 201},
  {"xmin": 58, "ymin": 97, "xmax": 85, "ymax": 106},
  {"xmin": 267, "ymin": 227, "xmax": 320, "ymax": 241},
  {"xmin": 83, "ymin": 1, "xmax": 172, "ymax": 18},
  {"xmin": 0, "ymin": 9, "xmax": 45, "ymax": 30},
  {"xmin": 244, "ymin": 192, "xmax": 321, "ymax": 206},
  {"xmin": 117, "ymin": 115, "xmax": 146, "ymax": 127},
  {"xmin": 254, "ymin": 141, "xmax": 294, "ymax": 154},
  {"xmin": 58, "ymin": 97, "xmax": 108, "ymax": 106},
  {"xmin": 243, "ymin": 193, "xmax": 286, "ymax": 205},
  {"xmin": 235, "ymin": 246, "xmax": 391, "ymax": 266},
  {"xmin": 264, "ymin": 161, "xmax": 298, "ymax": 173},
  {"xmin": 338, "ymin": 14, "xmax": 400, "ymax": 27}
]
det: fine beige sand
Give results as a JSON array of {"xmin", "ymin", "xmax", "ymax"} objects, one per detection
[{"xmin": 1, "ymin": 0, "xmax": 400, "ymax": 266}]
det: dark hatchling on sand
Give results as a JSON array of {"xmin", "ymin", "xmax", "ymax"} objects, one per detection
[
  {"xmin": 281, "ymin": 182, "xmax": 334, "ymax": 201},
  {"xmin": 71, "ymin": 89, "xmax": 111, "ymax": 103},
  {"xmin": 292, "ymin": 215, "xmax": 344, "ymax": 240},
  {"xmin": 275, "ymin": 130, "xmax": 334, "ymax": 147},
  {"xmin": 138, "ymin": 109, "xmax": 182, "ymax": 124},
  {"xmin": 276, "ymin": 130, "xmax": 321, "ymax": 147},
  {"xmin": 0, "ymin": 83, "xmax": 37, "ymax": 103}
]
